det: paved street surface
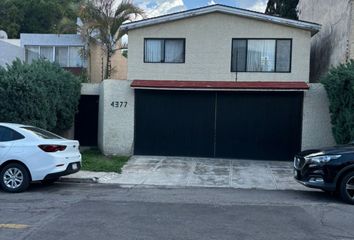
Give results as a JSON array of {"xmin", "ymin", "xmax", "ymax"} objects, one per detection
[
  {"xmin": 0, "ymin": 183, "xmax": 353, "ymax": 240},
  {"xmin": 65, "ymin": 156, "xmax": 308, "ymax": 190}
]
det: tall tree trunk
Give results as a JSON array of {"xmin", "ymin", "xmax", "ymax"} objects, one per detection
[{"xmin": 105, "ymin": 47, "xmax": 112, "ymax": 79}]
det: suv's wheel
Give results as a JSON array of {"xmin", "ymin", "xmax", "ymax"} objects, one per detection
[
  {"xmin": 339, "ymin": 171, "xmax": 354, "ymax": 204},
  {"xmin": 0, "ymin": 163, "xmax": 30, "ymax": 193}
]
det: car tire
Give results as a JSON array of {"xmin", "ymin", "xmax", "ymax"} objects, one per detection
[
  {"xmin": 339, "ymin": 171, "xmax": 354, "ymax": 204},
  {"xmin": 0, "ymin": 163, "xmax": 30, "ymax": 193},
  {"xmin": 41, "ymin": 177, "xmax": 59, "ymax": 185}
]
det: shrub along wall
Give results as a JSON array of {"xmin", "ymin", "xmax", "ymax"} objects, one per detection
[
  {"xmin": 321, "ymin": 60, "xmax": 354, "ymax": 144},
  {"xmin": 0, "ymin": 59, "xmax": 81, "ymax": 133}
]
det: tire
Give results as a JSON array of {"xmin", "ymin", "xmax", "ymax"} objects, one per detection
[
  {"xmin": 339, "ymin": 171, "xmax": 354, "ymax": 205},
  {"xmin": 41, "ymin": 177, "xmax": 59, "ymax": 185},
  {"xmin": 0, "ymin": 163, "xmax": 30, "ymax": 193}
]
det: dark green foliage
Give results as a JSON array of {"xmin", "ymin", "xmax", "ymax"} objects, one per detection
[
  {"xmin": 265, "ymin": 0, "xmax": 299, "ymax": 20},
  {"xmin": 321, "ymin": 60, "xmax": 354, "ymax": 144},
  {"xmin": 122, "ymin": 49, "xmax": 128, "ymax": 58},
  {"xmin": 0, "ymin": 59, "xmax": 81, "ymax": 132},
  {"xmin": 0, "ymin": 0, "xmax": 81, "ymax": 38}
]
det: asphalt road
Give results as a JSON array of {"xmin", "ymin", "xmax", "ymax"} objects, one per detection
[{"xmin": 0, "ymin": 183, "xmax": 353, "ymax": 240}]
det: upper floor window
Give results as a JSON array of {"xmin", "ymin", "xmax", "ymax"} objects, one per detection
[
  {"xmin": 144, "ymin": 39, "xmax": 185, "ymax": 63},
  {"xmin": 231, "ymin": 39, "xmax": 292, "ymax": 73},
  {"xmin": 25, "ymin": 45, "xmax": 85, "ymax": 67}
]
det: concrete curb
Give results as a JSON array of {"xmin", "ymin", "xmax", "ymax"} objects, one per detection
[
  {"xmin": 56, "ymin": 179, "xmax": 312, "ymax": 192},
  {"xmin": 59, "ymin": 177, "xmax": 99, "ymax": 184}
]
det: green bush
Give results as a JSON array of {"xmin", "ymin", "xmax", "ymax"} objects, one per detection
[
  {"xmin": 0, "ymin": 59, "xmax": 81, "ymax": 132},
  {"xmin": 321, "ymin": 60, "xmax": 354, "ymax": 144}
]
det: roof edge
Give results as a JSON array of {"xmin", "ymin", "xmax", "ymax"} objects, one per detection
[
  {"xmin": 121, "ymin": 4, "xmax": 321, "ymax": 36},
  {"xmin": 131, "ymin": 80, "xmax": 310, "ymax": 90}
]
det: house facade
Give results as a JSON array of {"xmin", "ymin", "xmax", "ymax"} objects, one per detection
[
  {"xmin": 96, "ymin": 5, "xmax": 335, "ymax": 161},
  {"xmin": 298, "ymin": 0, "xmax": 354, "ymax": 82}
]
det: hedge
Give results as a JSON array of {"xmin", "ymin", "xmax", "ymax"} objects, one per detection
[
  {"xmin": 321, "ymin": 60, "xmax": 354, "ymax": 144},
  {"xmin": 0, "ymin": 59, "xmax": 81, "ymax": 132}
]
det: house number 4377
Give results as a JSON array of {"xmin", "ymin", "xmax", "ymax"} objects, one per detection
[{"xmin": 111, "ymin": 101, "xmax": 128, "ymax": 108}]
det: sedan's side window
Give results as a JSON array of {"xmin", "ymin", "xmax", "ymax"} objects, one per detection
[{"xmin": 0, "ymin": 126, "xmax": 25, "ymax": 142}]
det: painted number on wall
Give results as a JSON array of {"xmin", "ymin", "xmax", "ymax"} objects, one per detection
[{"xmin": 111, "ymin": 101, "xmax": 128, "ymax": 108}]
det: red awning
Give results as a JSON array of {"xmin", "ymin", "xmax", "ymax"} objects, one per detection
[{"xmin": 131, "ymin": 80, "xmax": 309, "ymax": 90}]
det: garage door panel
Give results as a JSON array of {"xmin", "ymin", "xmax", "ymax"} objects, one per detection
[
  {"xmin": 134, "ymin": 90, "xmax": 303, "ymax": 161},
  {"xmin": 134, "ymin": 90, "xmax": 215, "ymax": 157},
  {"xmin": 215, "ymin": 92, "xmax": 303, "ymax": 161}
]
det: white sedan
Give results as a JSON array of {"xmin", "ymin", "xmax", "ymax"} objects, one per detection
[{"xmin": 0, "ymin": 123, "xmax": 81, "ymax": 192}]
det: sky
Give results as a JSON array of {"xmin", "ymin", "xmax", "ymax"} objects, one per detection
[{"xmin": 133, "ymin": 0, "xmax": 268, "ymax": 18}]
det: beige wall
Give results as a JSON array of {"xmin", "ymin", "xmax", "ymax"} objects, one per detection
[
  {"xmin": 89, "ymin": 42, "xmax": 128, "ymax": 83},
  {"xmin": 98, "ymin": 80, "xmax": 135, "ymax": 156},
  {"xmin": 128, "ymin": 12, "xmax": 312, "ymax": 82},
  {"xmin": 302, "ymin": 83, "xmax": 335, "ymax": 150},
  {"xmin": 298, "ymin": 0, "xmax": 352, "ymax": 82}
]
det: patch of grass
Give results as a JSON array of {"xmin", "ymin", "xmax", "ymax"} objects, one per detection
[{"xmin": 81, "ymin": 148, "xmax": 130, "ymax": 173}]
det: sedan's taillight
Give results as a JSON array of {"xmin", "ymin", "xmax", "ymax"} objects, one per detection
[{"xmin": 38, "ymin": 145, "xmax": 66, "ymax": 152}]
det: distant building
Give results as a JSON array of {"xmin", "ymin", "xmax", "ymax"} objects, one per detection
[{"xmin": 0, "ymin": 33, "xmax": 127, "ymax": 82}]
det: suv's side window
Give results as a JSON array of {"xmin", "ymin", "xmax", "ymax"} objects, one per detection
[{"xmin": 0, "ymin": 126, "xmax": 25, "ymax": 142}]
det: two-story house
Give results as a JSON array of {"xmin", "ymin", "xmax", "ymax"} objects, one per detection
[{"xmin": 97, "ymin": 4, "xmax": 335, "ymax": 161}]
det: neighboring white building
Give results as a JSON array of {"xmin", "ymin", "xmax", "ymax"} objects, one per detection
[
  {"xmin": 97, "ymin": 4, "xmax": 335, "ymax": 161},
  {"xmin": 0, "ymin": 33, "xmax": 128, "ymax": 83},
  {"xmin": 0, "ymin": 39, "xmax": 24, "ymax": 67},
  {"xmin": 0, "ymin": 34, "xmax": 86, "ymax": 74}
]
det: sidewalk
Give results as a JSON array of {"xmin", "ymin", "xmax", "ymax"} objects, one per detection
[{"xmin": 61, "ymin": 156, "xmax": 310, "ymax": 191}]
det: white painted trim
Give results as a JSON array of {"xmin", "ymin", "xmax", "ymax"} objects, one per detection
[{"xmin": 121, "ymin": 5, "xmax": 321, "ymax": 36}]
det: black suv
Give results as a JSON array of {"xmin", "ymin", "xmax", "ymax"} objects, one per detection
[{"xmin": 294, "ymin": 145, "xmax": 354, "ymax": 204}]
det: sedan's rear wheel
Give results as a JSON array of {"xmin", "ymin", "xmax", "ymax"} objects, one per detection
[
  {"xmin": 339, "ymin": 172, "xmax": 354, "ymax": 204},
  {"xmin": 0, "ymin": 163, "xmax": 30, "ymax": 193}
]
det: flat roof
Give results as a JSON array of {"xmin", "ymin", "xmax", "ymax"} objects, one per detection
[
  {"xmin": 20, "ymin": 33, "xmax": 84, "ymax": 47},
  {"xmin": 121, "ymin": 4, "xmax": 321, "ymax": 36}
]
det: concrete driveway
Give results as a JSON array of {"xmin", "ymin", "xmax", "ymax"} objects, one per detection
[{"xmin": 87, "ymin": 156, "xmax": 309, "ymax": 191}]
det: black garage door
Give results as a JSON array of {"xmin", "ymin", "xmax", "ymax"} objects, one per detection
[
  {"xmin": 74, "ymin": 95, "xmax": 99, "ymax": 146},
  {"xmin": 134, "ymin": 90, "xmax": 303, "ymax": 161}
]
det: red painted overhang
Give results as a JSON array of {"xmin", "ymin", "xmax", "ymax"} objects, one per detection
[{"xmin": 131, "ymin": 80, "xmax": 309, "ymax": 90}]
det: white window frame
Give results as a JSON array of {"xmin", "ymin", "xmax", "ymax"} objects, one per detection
[{"xmin": 25, "ymin": 45, "xmax": 85, "ymax": 67}]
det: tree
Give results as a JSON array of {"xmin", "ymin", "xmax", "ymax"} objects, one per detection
[
  {"xmin": 265, "ymin": 0, "xmax": 299, "ymax": 20},
  {"xmin": 0, "ymin": 59, "xmax": 81, "ymax": 133},
  {"xmin": 321, "ymin": 60, "xmax": 354, "ymax": 144},
  {"xmin": 0, "ymin": 0, "xmax": 82, "ymax": 38},
  {"xmin": 78, "ymin": 0, "xmax": 143, "ymax": 79}
]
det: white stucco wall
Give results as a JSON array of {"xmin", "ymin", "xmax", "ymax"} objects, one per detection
[
  {"xmin": 128, "ymin": 12, "xmax": 312, "ymax": 82},
  {"xmin": 98, "ymin": 80, "xmax": 135, "ymax": 156},
  {"xmin": 81, "ymin": 83, "xmax": 100, "ymax": 95},
  {"xmin": 0, "ymin": 40, "xmax": 24, "ymax": 67},
  {"xmin": 302, "ymin": 83, "xmax": 335, "ymax": 149}
]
